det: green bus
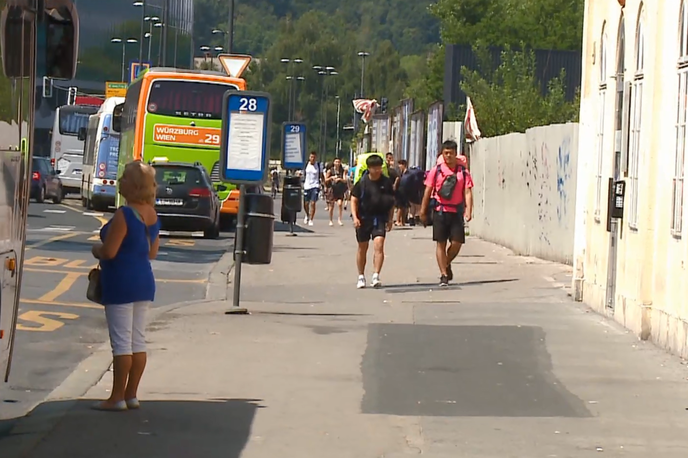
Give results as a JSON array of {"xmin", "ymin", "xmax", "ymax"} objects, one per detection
[{"xmin": 114, "ymin": 66, "xmax": 249, "ymax": 222}]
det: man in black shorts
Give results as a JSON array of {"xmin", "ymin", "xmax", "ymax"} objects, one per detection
[
  {"xmin": 420, "ymin": 140, "xmax": 474, "ymax": 287},
  {"xmin": 351, "ymin": 154, "xmax": 395, "ymax": 289}
]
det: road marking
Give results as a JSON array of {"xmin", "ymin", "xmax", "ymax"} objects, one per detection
[
  {"xmin": 25, "ymin": 256, "xmax": 70, "ymax": 267},
  {"xmin": 25, "ymin": 232, "xmax": 79, "ymax": 251},
  {"xmin": 20, "ymin": 298, "xmax": 101, "ymax": 309},
  {"xmin": 63, "ymin": 259, "xmax": 98, "ymax": 269},
  {"xmin": 60, "ymin": 203, "xmax": 110, "ymax": 228},
  {"xmin": 38, "ymin": 272, "xmax": 81, "ymax": 302},
  {"xmin": 166, "ymin": 239, "xmax": 195, "ymax": 247},
  {"xmin": 43, "ymin": 209, "xmax": 66, "ymax": 214},
  {"xmin": 88, "ymin": 235, "xmax": 100, "ymax": 241},
  {"xmin": 17, "ymin": 310, "xmax": 79, "ymax": 332},
  {"xmin": 23, "ymin": 266, "xmax": 206, "ymax": 283}
]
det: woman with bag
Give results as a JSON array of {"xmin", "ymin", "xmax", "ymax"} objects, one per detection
[{"xmin": 90, "ymin": 161, "xmax": 160, "ymax": 411}]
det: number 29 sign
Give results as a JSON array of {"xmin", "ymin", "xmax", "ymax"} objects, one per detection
[{"xmin": 219, "ymin": 90, "xmax": 273, "ymax": 184}]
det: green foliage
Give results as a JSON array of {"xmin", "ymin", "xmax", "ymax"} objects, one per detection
[
  {"xmin": 460, "ymin": 44, "xmax": 580, "ymax": 137},
  {"xmin": 430, "ymin": 0, "xmax": 584, "ymax": 51}
]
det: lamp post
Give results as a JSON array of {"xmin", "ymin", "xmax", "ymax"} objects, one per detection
[
  {"xmin": 111, "ymin": 37, "xmax": 138, "ymax": 82},
  {"xmin": 155, "ymin": 21, "xmax": 165, "ymax": 66},
  {"xmin": 281, "ymin": 58, "xmax": 303, "ymax": 121},
  {"xmin": 314, "ymin": 65, "xmax": 338, "ymax": 159},
  {"xmin": 335, "ymin": 95, "xmax": 341, "ymax": 157},
  {"xmin": 357, "ymin": 51, "xmax": 370, "ymax": 98},
  {"xmin": 133, "ymin": 1, "xmax": 145, "ymax": 64},
  {"xmin": 144, "ymin": 16, "xmax": 160, "ymax": 63},
  {"xmin": 212, "ymin": 28, "xmax": 229, "ymax": 54},
  {"xmin": 200, "ymin": 45, "xmax": 211, "ymax": 68}
]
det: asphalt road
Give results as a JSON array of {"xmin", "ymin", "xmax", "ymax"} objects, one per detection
[{"xmin": 0, "ymin": 197, "xmax": 234, "ymax": 421}]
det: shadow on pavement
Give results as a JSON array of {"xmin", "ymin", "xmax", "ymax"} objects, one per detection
[
  {"xmin": 383, "ymin": 278, "xmax": 519, "ymax": 294},
  {"xmin": 274, "ymin": 221, "xmax": 313, "ymax": 233},
  {"xmin": 9, "ymin": 398, "xmax": 262, "ymax": 458}
]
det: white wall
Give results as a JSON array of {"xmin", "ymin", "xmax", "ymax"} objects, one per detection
[{"xmin": 469, "ymin": 123, "xmax": 579, "ymax": 265}]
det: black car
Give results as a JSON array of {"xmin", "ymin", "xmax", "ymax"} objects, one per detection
[
  {"xmin": 152, "ymin": 162, "xmax": 224, "ymax": 239},
  {"xmin": 31, "ymin": 156, "xmax": 63, "ymax": 204}
]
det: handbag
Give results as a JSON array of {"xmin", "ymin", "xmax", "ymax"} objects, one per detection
[{"xmin": 86, "ymin": 264, "xmax": 102, "ymax": 304}]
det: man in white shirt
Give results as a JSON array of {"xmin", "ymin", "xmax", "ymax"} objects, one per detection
[{"xmin": 303, "ymin": 151, "xmax": 322, "ymax": 226}]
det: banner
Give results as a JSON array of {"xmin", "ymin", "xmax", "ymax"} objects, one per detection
[
  {"xmin": 425, "ymin": 102, "xmax": 444, "ymax": 170},
  {"xmin": 410, "ymin": 110, "xmax": 425, "ymax": 168},
  {"xmin": 400, "ymin": 99, "xmax": 414, "ymax": 161}
]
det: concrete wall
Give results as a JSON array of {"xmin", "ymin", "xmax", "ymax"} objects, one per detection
[{"xmin": 469, "ymin": 123, "xmax": 579, "ymax": 265}]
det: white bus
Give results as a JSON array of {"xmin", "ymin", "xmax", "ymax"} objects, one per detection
[
  {"xmin": 80, "ymin": 97, "xmax": 125, "ymax": 211},
  {"xmin": 50, "ymin": 104, "xmax": 100, "ymax": 194}
]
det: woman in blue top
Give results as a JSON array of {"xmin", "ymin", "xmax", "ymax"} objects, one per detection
[{"xmin": 91, "ymin": 161, "xmax": 161, "ymax": 411}]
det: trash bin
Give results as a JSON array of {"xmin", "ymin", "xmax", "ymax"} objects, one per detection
[
  {"xmin": 281, "ymin": 175, "xmax": 302, "ymax": 223},
  {"xmin": 244, "ymin": 193, "xmax": 275, "ymax": 265}
]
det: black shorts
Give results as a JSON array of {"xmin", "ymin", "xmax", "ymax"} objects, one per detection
[
  {"xmin": 356, "ymin": 217, "xmax": 387, "ymax": 243},
  {"xmin": 432, "ymin": 211, "xmax": 465, "ymax": 243}
]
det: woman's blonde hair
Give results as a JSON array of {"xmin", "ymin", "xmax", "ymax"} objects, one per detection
[{"xmin": 120, "ymin": 161, "xmax": 157, "ymax": 205}]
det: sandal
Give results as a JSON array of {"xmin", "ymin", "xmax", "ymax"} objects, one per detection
[
  {"xmin": 91, "ymin": 400, "xmax": 127, "ymax": 412},
  {"xmin": 126, "ymin": 398, "xmax": 140, "ymax": 410}
]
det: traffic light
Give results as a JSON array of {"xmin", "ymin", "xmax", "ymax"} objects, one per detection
[
  {"xmin": 380, "ymin": 97, "xmax": 388, "ymax": 113},
  {"xmin": 67, "ymin": 87, "xmax": 77, "ymax": 105}
]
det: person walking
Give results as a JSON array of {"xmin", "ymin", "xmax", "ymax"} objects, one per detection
[
  {"xmin": 351, "ymin": 154, "xmax": 396, "ymax": 289},
  {"xmin": 395, "ymin": 159, "xmax": 409, "ymax": 226},
  {"xmin": 420, "ymin": 140, "xmax": 474, "ymax": 287},
  {"xmin": 90, "ymin": 161, "xmax": 161, "ymax": 411},
  {"xmin": 302, "ymin": 151, "xmax": 322, "ymax": 226},
  {"xmin": 326, "ymin": 157, "xmax": 348, "ymax": 226}
]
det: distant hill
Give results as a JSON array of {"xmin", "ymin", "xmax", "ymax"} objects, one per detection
[{"xmin": 194, "ymin": 0, "xmax": 440, "ymax": 57}]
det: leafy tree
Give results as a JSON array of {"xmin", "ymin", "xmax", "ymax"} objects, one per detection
[{"xmin": 460, "ymin": 44, "xmax": 580, "ymax": 137}]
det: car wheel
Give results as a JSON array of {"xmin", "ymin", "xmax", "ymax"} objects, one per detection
[
  {"xmin": 52, "ymin": 186, "xmax": 63, "ymax": 204},
  {"xmin": 204, "ymin": 219, "xmax": 220, "ymax": 239},
  {"xmin": 36, "ymin": 186, "xmax": 45, "ymax": 203}
]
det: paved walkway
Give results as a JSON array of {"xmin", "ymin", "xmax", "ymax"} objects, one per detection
[{"xmin": 3, "ymin": 222, "xmax": 688, "ymax": 457}]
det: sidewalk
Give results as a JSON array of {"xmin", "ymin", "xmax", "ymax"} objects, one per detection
[{"xmin": 4, "ymin": 222, "xmax": 688, "ymax": 457}]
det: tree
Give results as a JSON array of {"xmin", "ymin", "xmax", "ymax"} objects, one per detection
[{"xmin": 460, "ymin": 44, "xmax": 580, "ymax": 137}]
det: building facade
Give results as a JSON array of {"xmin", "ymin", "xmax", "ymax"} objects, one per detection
[
  {"xmin": 33, "ymin": 0, "xmax": 194, "ymax": 156},
  {"xmin": 573, "ymin": 0, "xmax": 688, "ymax": 356}
]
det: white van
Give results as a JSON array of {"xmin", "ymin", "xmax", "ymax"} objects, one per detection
[
  {"xmin": 80, "ymin": 97, "xmax": 125, "ymax": 211},
  {"xmin": 50, "ymin": 104, "xmax": 100, "ymax": 194}
]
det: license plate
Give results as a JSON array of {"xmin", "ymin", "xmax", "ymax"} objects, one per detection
[
  {"xmin": 73, "ymin": 169, "xmax": 82, "ymax": 175},
  {"xmin": 156, "ymin": 198, "xmax": 184, "ymax": 206}
]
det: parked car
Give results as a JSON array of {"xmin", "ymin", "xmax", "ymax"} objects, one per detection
[
  {"xmin": 151, "ymin": 161, "xmax": 224, "ymax": 239},
  {"xmin": 31, "ymin": 156, "xmax": 64, "ymax": 204}
]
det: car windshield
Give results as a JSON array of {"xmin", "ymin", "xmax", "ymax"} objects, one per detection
[{"xmin": 155, "ymin": 167, "xmax": 203, "ymax": 186}]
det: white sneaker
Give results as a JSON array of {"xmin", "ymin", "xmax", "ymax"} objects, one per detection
[
  {"xmin": 371, "ymin": 273, "xmax": 382, "ymax": 288},
  {"xmin": 304, "ymin": 215, "xmax": 309, "ymax": 224},
  {"xmin": 329, "ymin": 221, "xmax": 334, "ymax": 226},
  {"xmin": 338, "ymin": 219, "xmax": 343, "ymax": 226},
  {"xmin": 357, "ymin": 275, "xmax": 366, "ymax": 289},
  {"xmin": 308, "ymin": 220, "xmax": 314, "ymax": 226}
]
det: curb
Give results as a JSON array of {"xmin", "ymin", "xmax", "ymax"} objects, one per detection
[{"xmin": 1, "ymin": 250, "xmax": 233, "ymax": 458}]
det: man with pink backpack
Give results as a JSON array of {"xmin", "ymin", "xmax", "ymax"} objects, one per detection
[{"xmin": 420, "ymin": 140, "xmax": 474, "ymax": 287}]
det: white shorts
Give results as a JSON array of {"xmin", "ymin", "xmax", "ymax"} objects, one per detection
[{"xmin": 104, "ymin": 301, "xmax": 150, "ymax": 356}]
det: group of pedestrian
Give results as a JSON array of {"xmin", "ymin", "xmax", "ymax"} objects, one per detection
[{"xmin": 351, "ymin": 140, "xmax": 473, "ymax": 288}]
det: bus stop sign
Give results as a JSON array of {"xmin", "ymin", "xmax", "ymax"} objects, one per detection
[
  {"xmin": 219, "ymin": 91, "xmax": 272, "ymax": 185},
  {"xmin": 281, "ymin": 122, "xmax": 307, "ymax": 170}
]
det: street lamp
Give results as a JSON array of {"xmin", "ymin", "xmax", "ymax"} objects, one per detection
[
  {"xmin": 144, "ymin": 16, "xmax": 160, "ymax": 63},
  {"xmin": 154, "ymin": 21, "xmax": 165, "ymax": 66},
  {"xmin": 111, "ymin": 37, "xmax": 138, "ymax": 82},
  {"xmin": 314, "ymin": 65, "xmax": 338, "ymax": 158},
  {"xmin": 133, "ymin": 1, "xmax": 145, "ymax": 64},
  {"xmin": 281, "ymin": 58, "xmax": 304, "ymax": 121}
]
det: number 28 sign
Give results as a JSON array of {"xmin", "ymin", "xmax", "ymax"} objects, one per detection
[{"xmin": 153, "ymin": 124, "xmax": 222, "ymax": 146}]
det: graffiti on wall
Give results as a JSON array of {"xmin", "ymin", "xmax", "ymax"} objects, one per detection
[{"xmin": 556, "ymin": 137, "xmax": 572, "ymax": 223}]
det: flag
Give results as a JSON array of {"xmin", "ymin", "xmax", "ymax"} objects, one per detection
[
  {"xmin": 353, "ymin": 99, "xmax": 378, "ymax": 123},
  {"xmin": 464, "ymin": 96, "xmax": 482, "ymax": 142}
]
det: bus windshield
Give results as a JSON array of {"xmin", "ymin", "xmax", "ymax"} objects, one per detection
[
  {"xmin": 58, "ymin": 106, "xmax": 98, "ymax": 136},
  {"xmin": 147, "ymin": 80, "xmax": 238, "ymax": 120}
]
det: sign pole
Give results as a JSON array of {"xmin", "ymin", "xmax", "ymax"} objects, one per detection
[{"xmin": 227, "ymin": 184, "xmax": 248, "ymax": 314}]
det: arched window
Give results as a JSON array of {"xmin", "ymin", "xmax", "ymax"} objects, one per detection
[
  {"xmin": 628, "ymin": 6, "xmax": 645, "ymax": 229},
  {"xmin": 672, "ymin": 1, "xmax": 688, "ymax": 234},
  {"xmin": 595, "ymin": 23, "xmax": 608, "ymax": 217}
]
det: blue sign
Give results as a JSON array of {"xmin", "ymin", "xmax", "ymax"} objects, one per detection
[
  {"xmin": 281, "ymin": 122, "xmax": 307, "ymax": 170},
  {"xmin": 129, "ymin": 61, "xmax": 151, "ymax": 83},
  {"xmin": 219, "ymin": 91, "xmax": 272, "ymax": 184}
]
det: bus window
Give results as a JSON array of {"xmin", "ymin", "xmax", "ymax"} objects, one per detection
[
  {"xmin": 147, "ymin": 80, "xmax": 237, "ymax": 120},
  {"xmin": 59, "ymin": 109, "xmax": 91, "ymax": 136},
  {"xmin": 83, "ymin": 116, "xmax": 98, "ymax": 165},
  {"xmin": 122, "ymin": 80, "xmax": 141, "ymax": 132}
]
